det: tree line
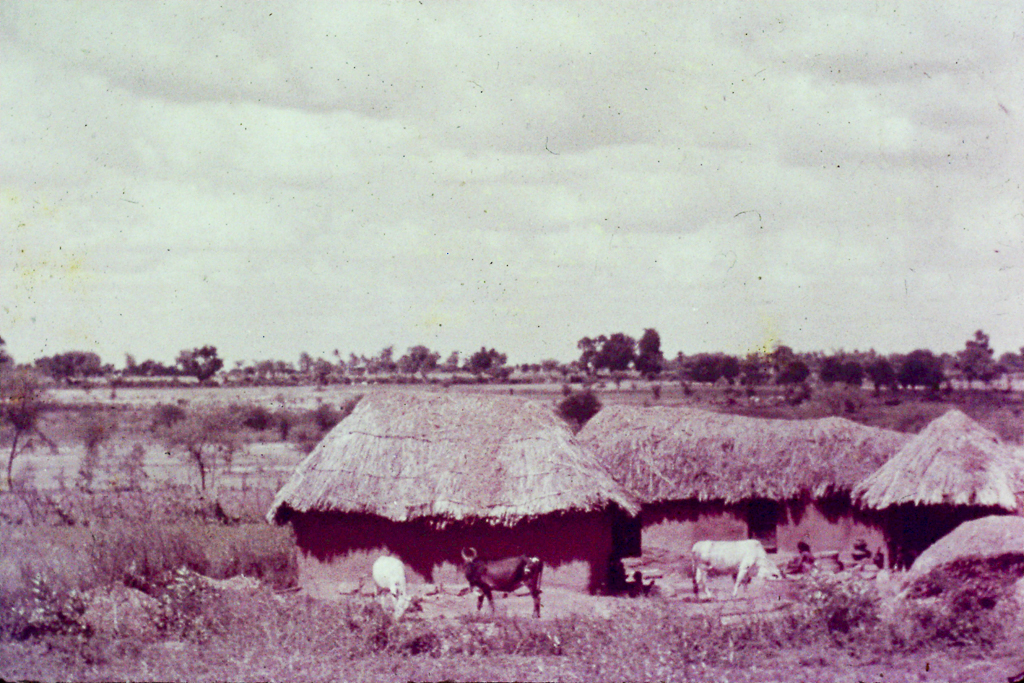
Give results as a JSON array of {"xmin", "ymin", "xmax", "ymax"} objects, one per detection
[{"xmin": 4, "ymin": 330, "xmax": 1024, "ymax": 391}]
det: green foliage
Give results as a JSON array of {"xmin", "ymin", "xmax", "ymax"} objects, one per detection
[
  {"xmin": 797, "ymin": 572, "xmax": 881, "ymax": 646},
  {"xmin": 557, "ymin": 390, "xmax": 602, "ymax": 431},
  {"xmin": 898, "ymin": 349, "xmax": 945, "ymax": 391},
  {"xmin": 956, "ymin": 330, "xmax": 998, "ymax": 385},
  {"xmin": 16, "ymin": 573, "xmax": 90, "ymax": 639},
  {"xmin": 153, "ymin": 568, "xmax": 225, "ymax": 643},
  {"xmin": 33, "ymin": 351, "xmax": 104, "ymax": 382},
  {"xmin": 151, "ymin": 403, "xmax": 187, "ymax": 429},
  {"xmin": 1, "ymin": 368, "xmax": 45, "ymax": 489},
  {"xmin": 176, "ymin": 345, "xmax": 224, "ymax": 383},
  {"xmin": 776, "ymin": 360, "xmax": 811, "ymax": 385},
  {"xmin": 157, "ymin": 407, "xmax": 243, "ymax": 490},
  {"xmin": 635, "ymin": 328, "xmax": 664, "ymax": 377}
]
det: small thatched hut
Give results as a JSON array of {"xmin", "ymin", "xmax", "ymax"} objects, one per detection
[
  {"xmin": 853, "ymin": 409, "xmax": 1024, "ymax": 568},
  {"xmin": 577, "ymin": 405, "xmax": 909, "ymax": 561},
  {"xmin": 268, "ymin": 392, "xmax": 639, "ymax": 597}
]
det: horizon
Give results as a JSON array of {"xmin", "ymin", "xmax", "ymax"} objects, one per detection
[{"xmin": 3, "ymin": 3, "xmax": 1022, "ymax": 368}]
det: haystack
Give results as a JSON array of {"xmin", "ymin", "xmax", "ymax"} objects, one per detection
[
  {"xmin": 577, "ymin": 405, "xmax": 908, "ymax": 557},
  {"xmin": 853, "ymin": 409, "xmax": 1024, "ymax": 511},
  {"xmin": 269, "ymin": 392, "xmax": 639, "ymax": 597},
  {"xmin": 908, "ymin": 515, "xmax": 1024, "ymax": 577}
]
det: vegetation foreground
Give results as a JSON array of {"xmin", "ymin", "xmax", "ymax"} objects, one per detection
[{"xmin": 1, "ymin": 519, "xmax": 1023, "ymax": 682}]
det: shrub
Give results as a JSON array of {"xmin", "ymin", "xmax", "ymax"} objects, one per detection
[
  {"xmin": 557, "ymin": 390, "xmax": 602, "ymax": 432},
  {"xmin": 153, "ymin": 567, "xmax": 225, "ymax": 643},
  {"xmin": 16, "ymin": 573, "xmax": 90, "ymax": 639},
  {"xmin": 796, "ymin": 571, "xmax": 881, "ymax": 646},
  {"xmin": 240, "ymin": 405, "xmax": 275, "ymax": 431},
  {"xmin": 151, "ymin": 403, "xmax": 187, "ymax": 429}
]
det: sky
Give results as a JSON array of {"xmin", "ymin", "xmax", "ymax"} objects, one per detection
[{"xmin": 2, "ymin": 2, "xmax": 1022, "ymax": 368}]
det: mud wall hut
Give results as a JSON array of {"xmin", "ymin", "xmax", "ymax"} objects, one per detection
[
  {"xmin": 577, "ymin": 405, "xmax": 909, "ymax": 562},
  {"xmin": 853, "ymin": 409, "xmax": 1024, "ymax": 568},
  {"xmin": 267, "ymin": 392, "xmax": 640, "ymax": 597}
]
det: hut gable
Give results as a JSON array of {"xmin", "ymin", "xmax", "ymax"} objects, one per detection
[
  {"xmin": 853, "ymin": 409, "xmax": 1024, "ymax": 511},
  {"xmin": 268, "ymin": 392, "xmax": 638, "ymax": 525},
  {"xmin": 577, "ymin": 405, "xmax": 909, "ymax": 504}
]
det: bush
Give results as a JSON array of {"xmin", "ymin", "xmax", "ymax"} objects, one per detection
[
  {"xmin": 557, "ymin": 390, "xmax": 602, "ymax": 431},
  {"xmin": 796, "ymin": 571, "xmax": 881, "ymax": 646},
  {"xmin": 151, "ymin": 403, "xmax": 187, "ymax": 430}
]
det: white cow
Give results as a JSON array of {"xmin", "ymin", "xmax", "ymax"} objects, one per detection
[
  {"xmin": 691, "ymin": 539, "xmax": 783, "ymax": 599},
  {"xmin": 372, "ymin": 555, "xmax": 412, "ymax": 619}
]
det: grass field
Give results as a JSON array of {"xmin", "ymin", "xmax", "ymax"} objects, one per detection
[{"xmin": 1, "ymin": 382, "xmax": 1022, "ymax": 681}]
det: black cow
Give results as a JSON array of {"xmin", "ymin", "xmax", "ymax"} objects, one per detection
[{"xmin": 461, "ymin": 547, "xmax": 543, "ymax": 618}]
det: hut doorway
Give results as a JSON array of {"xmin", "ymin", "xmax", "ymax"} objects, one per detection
[{"xmin": 745, "ymin": 499, "xmax": 780, "ymax": 553}]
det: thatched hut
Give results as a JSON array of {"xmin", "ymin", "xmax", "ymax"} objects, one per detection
[
  {"xmin": 853, "ymin": 409, "xmax": 1024, "ymax": 568},
  {"xmin": 577, "ymin": 405, "xmax": 909, "ymax": 561},
  {"xmin": 268, "ymin": 392, "xmax": 639, "ymax": 597}
]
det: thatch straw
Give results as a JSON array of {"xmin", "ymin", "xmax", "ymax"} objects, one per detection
[
  {"xmin": 577, "ymin": 405, "xmax": 909, "ymax": 504},
  {"xmin": 853, "ymin": 409, "xmax": 1024, "ymax": 511},
  {"xmin": 267, "ymin": 392, "xmax": 639, "ymax": 525}
]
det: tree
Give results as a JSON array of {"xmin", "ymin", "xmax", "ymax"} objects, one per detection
[
  {"xmin": 956, "ymin": 330, "xmax": 998, "ymax": 386},
  {"xmin": 898, "ymin": 349, "xmax": 944, "ymax": 392},
  {"xmin": 176, "ymin": 346, "xmax": 224, "ymax": 383},
  {"xmin": 719, "ymin": 355, "xmax": 741, "ymax": 384},
  {"xmin": 819, "ymin": 356, "xmax": 844, "ymax": 384},
  {"xmin": 1, "ymin": 368, "xmax": 46, "ymax": 489},
  {"xmin": 776, "ymin": 360, "xmax": 810, "ymax": 385},
  {"xmin": 34, "ymin": 351, "xmax": 104, "ymax": 383},
  {"xmin": 594, "ymin": 333, "xmax": 636, "ymax": 373},
  {"xmin": 466, "ymin": 347, "xmax": 508, "ymax": 377},
  {"xmin": 0, "ymin": 336, "xmax": 12, "ymax": 367},
  {"xmin": 840, "ymin": 361, "xmax": 864, "ymax": 387},
  {"xmin": 441, "ymin": 351, "xmax": 461, "ymax": 373},
  {"xmin": 635, "ymin": 328, "xmax": 664, "ymax": 377},
  {"xmin": 576, "ymin": 337, "xmax": 599, "ymax": 374},
  {"xmin": 687, "ymin": 354, "xmax": 723, "ymax": 383},
  {"xmin": 398, "ymin": 345, "xmax": 441, "ymax": 378},
  {"xmin": 158, "ymin": 407, "xmax": 242, "ymax": 491},
  {"xmin": 740, "ymin": 353, "xmax": 768, "ymax": 387},
  {"xmin": 866, "ymin": 358, "xmax": 896, "ymax": 395}
]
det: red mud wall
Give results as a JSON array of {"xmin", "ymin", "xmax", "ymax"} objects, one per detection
[
  {"xmin": 640, "ymin": 498, "xmax": 885, "ymax": 562},
  {"xmin": 289, "ymin": 511, "xmax": 616, "ymax": 598}
]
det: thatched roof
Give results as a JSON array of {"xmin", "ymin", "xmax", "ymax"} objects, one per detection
[
  {"xmin": 267, "ymin": 392, "xmax": 639, "ymax": 525},
  {"xmin": 576, "ymin": 405, "xmax": 909, "ymax": 504},
  {"xmin": 853, "ymin": 409, "xmax": 1024, "ymax": 511}
]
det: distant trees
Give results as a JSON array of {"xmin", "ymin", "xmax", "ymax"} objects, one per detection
[
  {"xmin": 898, "ymin": 349, "xmax": 945, "ymax": 392},
  {"xmin": 176, "ymin": 346, "xmax": 224, "ymax": 383},
  {"xmin": 819, "ymin": 356, "xmax": 865, "ymax": 387},
  {"xmin": 635, "ymin": 329, "xmax": 664, "ymax": 377},
  {"xmin": 577, "ymin": 333, "xmax": 638, "ymax": 374},
  {"xmin": 686, "ymin": 353, "xmax": 740, "ymax": 384},
  {"xmin": 866, "ymin": 358, "xmax": 897, "ymax": 395},
  {"xmin": 34, "ymin": 351, "xmax": 104, "ymax": 383},
  {"xmin": 466, "ymin": 347, "xmax": 509, "ymax": 379},
  {"xmin": 398, "ymin": 345, "xmax": 441, "ymax": 378},
  {"xmin": 956, "ymin": 330, "xmax": 998, "ymax": 386}
]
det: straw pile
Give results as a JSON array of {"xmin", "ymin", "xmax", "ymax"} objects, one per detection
[
  {"xmin": 267, "ymin": 392, "xmax": 639, "ymax": 525},
  {"xmin": 577, "ymin": 405, "xmax": 908, "ymax": 504},
  {"xmin": 854, "ymin": 409, "xmax": 1024, "ymax": 511},
  {"xmin": 908, "ymin": 514, "xmax": 1024, "ymax": 577}
]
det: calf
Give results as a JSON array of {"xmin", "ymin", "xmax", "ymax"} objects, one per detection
[
  {"xmin": 371, "ymin": 555, "xmax": 412, "ymax": 619},
  {"xmin": 692, "ymin": 539, "xmax": 783, "ymax": 599},
  {"xmin": 461, "ymin": 547, "xmax": 543, "ymax": 618}
]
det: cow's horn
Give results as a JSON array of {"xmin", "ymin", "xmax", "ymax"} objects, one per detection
[{"xmin": 461, "ymin": 547, "xmax": 477, "ymax": 562}]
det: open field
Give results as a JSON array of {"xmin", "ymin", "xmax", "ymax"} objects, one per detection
[{"xmin": 2, "ymin": 383, "xmax": 1023, "ymax": 681}]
